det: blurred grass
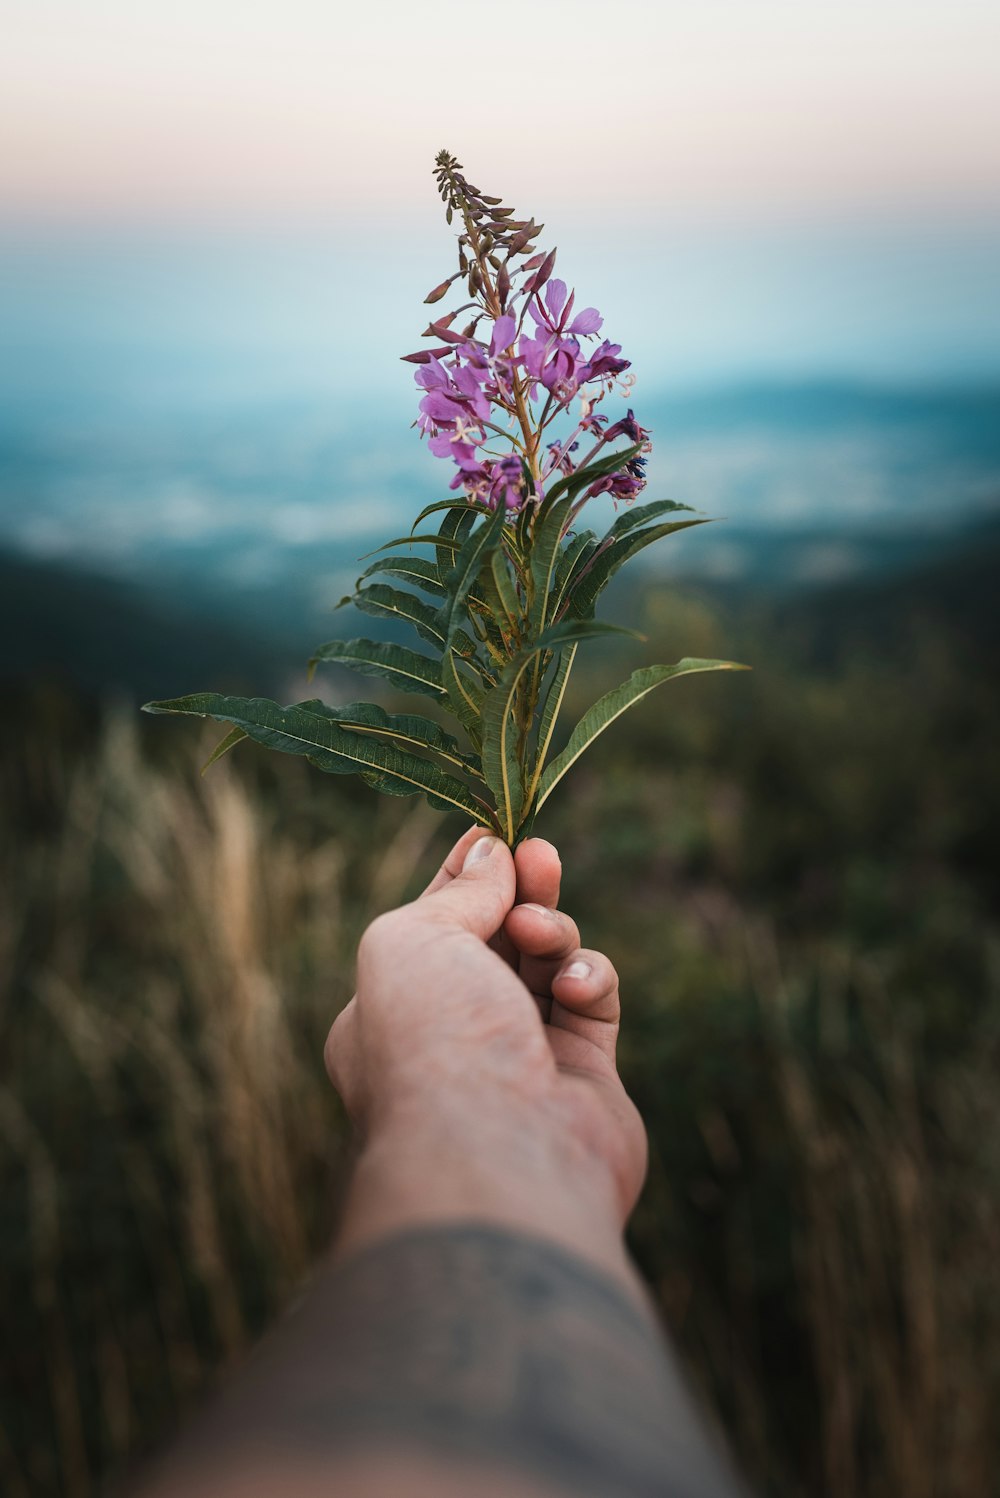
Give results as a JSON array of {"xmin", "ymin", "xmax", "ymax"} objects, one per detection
[{"xmin": 1, "ymin": 574, "xmax": 998, "ymax": 1497}]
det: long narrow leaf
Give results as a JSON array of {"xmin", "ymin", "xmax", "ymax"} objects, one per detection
[
  {"xmin": 528, "ymin": 642, "xmax": 577, "ymax": 802},
  {"xmin": 536, "ymin": 659, "xmax": 748, "ymax": 807},
  {"xmin": 200, "ymin": 725, "xmax": 247, "ymax": 774},
  {"xmin": 359, "ymin": 531, "xmax": 462, "ymax": 559},
  {"xmin": 413, "ymin": 496, "xmax": 492, "ymax": 529},
  {"xmin": 481, "ymin": 619, "xmax": 639, "ymax": 841},
  {"xmin": 606, "ymin": 498, "xmax": 695, "ymax": 540},
  {"xmin": 567, "ymin": 518, "xmax": 711, "ymax": 618},
  {"xmin": 142, "ymin": 694, "xmax": 492, "ymax": 821},
  {"xmin": 541, "ymin": 442, "xmax": 642, "ymax": 511},
  {"xmin": 352, "ymin": 582, "xmax": 448, "ymax": 648},
  {"xmin": 490, "ymin": 549, "xmax": 521, "ymax": 635},
  {"xmin": 441, "ymin": 649, "xmax": 485, "ymax": 743},
  {"xmin": 528, "ymin": 496, "xmax": 572, "ymax": 636},
  {"xmin": 356, "ymin": 554, "xmax": 446, "ymax": 597},
  {"xmin": 436, "ymin": 502, "xmax": 507, "ymax": 646},
  {"xmin": 308, "ymin": 638, "xmax": 445, "ymax": 698}
]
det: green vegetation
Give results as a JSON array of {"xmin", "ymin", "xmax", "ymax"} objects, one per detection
[{"xmin": 1, "ymin": 556, "xmax": 997, "ymax": 1498}]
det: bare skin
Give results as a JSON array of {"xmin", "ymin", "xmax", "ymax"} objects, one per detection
[
  {"xmin": 329, "ymin": 828, "xmax": 649, "ymax": 1291},
  {"xmin": 136, "ymin": 828, "xmax": 741, "ymax": 1498}
]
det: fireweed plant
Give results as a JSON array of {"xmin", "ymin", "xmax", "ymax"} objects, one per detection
[{"xmin": 144, "ymin": 152, "xmax": 745, "ymax": 845}]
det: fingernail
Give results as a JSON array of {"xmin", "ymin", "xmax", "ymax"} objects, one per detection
[
  {"xmin": 519, "ymin": 901, "xmax": 556, "ymax": 920},
  {"xmin": 463, "ymin": 836, "xmax": 499, "ymax": 870},
  {"xmin": 560, "ymin": 959, "xmax": 592, "ymax": 981}
]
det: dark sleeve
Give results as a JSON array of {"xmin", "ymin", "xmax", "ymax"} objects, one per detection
[{"xmin": 146, "ymin": 1224, "xmax": 744, "ymax": 1498}]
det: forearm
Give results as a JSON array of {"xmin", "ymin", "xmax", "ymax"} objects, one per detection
[
  {"xmin": 136, "ymin": 1120, "xmax": 741, "ymax": 1498},
  {"xmin": 138, "ymin": 1223, "xmax": 740, "ymax": 1498}
]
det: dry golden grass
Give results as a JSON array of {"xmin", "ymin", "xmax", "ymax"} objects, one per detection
[{"xmin": 2, "ymin": 703, "xmax": 998, "ymax": 1497}]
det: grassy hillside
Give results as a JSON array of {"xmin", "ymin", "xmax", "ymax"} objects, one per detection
[{"xmin": 1, "ymin": 539, "xmax": 998, "ymax": 1497}]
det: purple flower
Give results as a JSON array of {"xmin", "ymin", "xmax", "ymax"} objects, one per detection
[
  {"xmin": 528, "ymin": 279, "xmax": 604, "ymax": 339},
  {"xmin": 407, "ymin": 228, "xmax": 651, "ymax": 510},
  {"xmin": 519, "ymin": 330, "xmax": 589, "ymax": 405},
  {"xmin": 603, "ymin": 407, "xmax": 650, "ymax": 445},
  {"xmin": 579, "ymin": 340, "xmax": 630, "ymax": 384},
  {"xmin": 415, "ymin": 356, "xmax": 490, "ymax": 432},
  {"xmin": 489, "ymin": 314, "xmax": 517, "ymax": 355},
  {"xmin": 487, "ymin": 454, "xmax": 528, "ymax": 512}
]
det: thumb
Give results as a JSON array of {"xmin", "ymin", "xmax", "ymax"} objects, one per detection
[{"xmin": 419, "ymin": 835, "xmax": 515, "ymax": 940}]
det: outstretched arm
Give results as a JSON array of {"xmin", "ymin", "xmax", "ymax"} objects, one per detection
[{"xmin": 136, "ymin": 829, "xmax": 742, "ymax": 1498}]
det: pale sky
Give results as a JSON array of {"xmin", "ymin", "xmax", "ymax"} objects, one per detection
[
  {"xmin": 3, "ymin": 0, "xmax": 999, "ymax": 389},
  {"xmin": 3, "ymin": 0, "xmax": 999, "ymax": 230}
]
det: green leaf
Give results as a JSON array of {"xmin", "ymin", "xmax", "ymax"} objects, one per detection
[
  {"xmin": 308, "ymin": 638, "xmax": 445, "ymax": 698},
  {"xmin": 566, "ymin": 518, "xmax": 711, "ymax": 618},
  {"xmin": 606, "ymin": 497, "xmax": 696, "ymax": 540},
  {"xmin": 436, "ymin": 504, "xmax": 479, "ymax": 586},
  {"xmin": 301, "ymin": 697, "xmax": 481, "ymax": 776},
  {"xmin": 356, "ymin": 554, "xmax": 446, "ymax": 597},
  {"xmin": 441, "ymin": 648, "xmax": 485, "ymax": 743},
  {"xmin": 359, "ymin": 531, "xmax": 462, "ymax": 559},
  {"xmin": 436, "ymin": 502, "xmax": 508, "ymax": 648},
  {"xmin": 481, "ymin": 618, "xmax": 639, "ymax": 842},
  {"xmin": 200, "ymin": 725, "xmax": 247, "ymax": 774},
  {"xmin": 550, "ymin": 530, "xmax": 598, "ymax": 619},
  {"xmin": 490, "ymin": 549, "xmax": 522, "ymax": 634},
  {"xmin": 528, "ymin": 496, "xmax": 572, "ymax": 636},
  {"xmin": 536, "ymin": 659, "xmax": 749, "ymax": 808},
  {"xmin": 412, "ymin": 496, "xmax": 492, "ymax": 529},
  {"xmin": 541, "ymin": 443, "xmax": 642, "ymax": 511},
  {"xmin": 352, "ymin": 582, "xmax": 448, "ymax": 648},
  {"xmin": 528, "ymin": 642, "xmax": 577, "ymax": 801},
  {"xmin": 141, "ymin": 694, "xmax": 492, "ymax": 821}
]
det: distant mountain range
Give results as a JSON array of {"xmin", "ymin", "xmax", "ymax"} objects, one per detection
[
  {"xmin": 3, "ymin": 511, "xmax": 997, "ymax": 706},
  {"xmin": 3, "ymin": 378, "xmax": 997, "ymax": 661}
]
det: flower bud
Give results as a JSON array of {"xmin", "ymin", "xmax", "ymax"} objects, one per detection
[
  {"xmin": 424, "ymin": 277, "xmax": 454, "ymax": 304},
  {"xmin": 527, "ymin": 247, "xmax": 557, "ymax": 294},
  {"xmin": 507, "ymin": 226, "xmax": 536, "ymax": 254}
]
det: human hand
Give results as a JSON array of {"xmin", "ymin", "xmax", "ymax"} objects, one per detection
[{"xmin": 325, "ymin": 827, "xmax": 647, "ymax": 1274}]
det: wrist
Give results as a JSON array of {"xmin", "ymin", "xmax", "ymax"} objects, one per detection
[{"xmin": 335, "ymin": 1095, "xmax": 637, "ymax": 1292}]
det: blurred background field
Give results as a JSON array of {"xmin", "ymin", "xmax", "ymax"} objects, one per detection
[
  {"xmin": 3, "ymin": 1, "xmax": 1000, "ymax": 1494},
  {"xmin": 3, "ymin": 553, "xmax": 998, "ymax": 1498}
]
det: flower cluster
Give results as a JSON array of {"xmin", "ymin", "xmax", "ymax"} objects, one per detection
[{"xmin": 402, "ymin": 152, "xmax": 651, "ymax": 514}]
